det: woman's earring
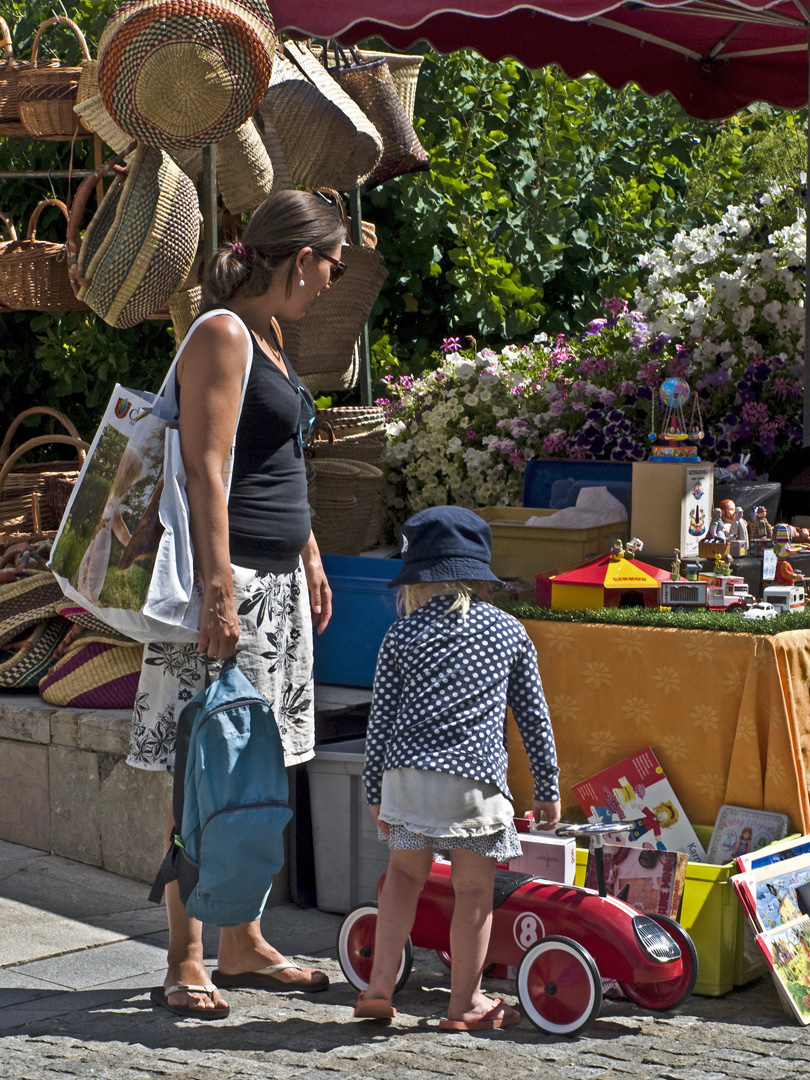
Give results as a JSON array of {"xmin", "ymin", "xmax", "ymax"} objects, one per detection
[{"xmin": 299, "ymin": 277, "xmax": 306, "ymax": 287}]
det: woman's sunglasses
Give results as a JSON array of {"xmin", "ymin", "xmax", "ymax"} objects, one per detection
[{"xmin": 319, "ymin": 252, "xmax": 348, "ymax": 284}]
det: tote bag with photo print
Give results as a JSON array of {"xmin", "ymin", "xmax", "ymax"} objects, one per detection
[{"xmin": 49, "ymin": 310, "xmax": 252, "ymax": 643}]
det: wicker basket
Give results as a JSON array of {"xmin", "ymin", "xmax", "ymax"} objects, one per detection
[
  {"xmin": 0, "ymin": 407, "xmax": 89, "ymax": 547},
  {"xmin": 310, "ymin": 491, "xmax": 364, "ymax": 556},
  {"xmin": 310, "ymin": 457, "xmax": 384, "ymax": 550},
  {"xmin": 0, "ymin": 16, "xmax": 31, "ymax": 126},
  {"xmin": 0, "ymin": 198, "xmax": 88, "ymax": 312},
  {"xmin": 17, "ymin": 16, "xmax": 92, "ymax": 139}
]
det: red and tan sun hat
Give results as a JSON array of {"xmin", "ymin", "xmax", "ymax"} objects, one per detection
[{"xmin": 97, "ymin": 0, "xmax": 276, "ymax": 152}]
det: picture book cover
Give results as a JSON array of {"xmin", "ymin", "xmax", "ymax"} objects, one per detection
[
  {"xmin": 571, "ymin": 746, "xmax": 707, "ymax": 861},
  {"xmin": 733, "ymin": 854, "xmax": 810, "ymax": 933},
  {"xmin": 737, "ymin": 835, "xmax": 810, "ymax": 875},
  {"xmin": 583, "ymin": 843, "xmax": 688, "ymax": 918},
  {"xmin": 755, "ymin": 916, "xmax": 810, "ymax": 1025},
  {"xmin": 706, "ymin": 804, "xmax": 789, "ymax": 864}
]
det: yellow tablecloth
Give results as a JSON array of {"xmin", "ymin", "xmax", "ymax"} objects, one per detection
[{"xmin": 507, "ymin": 622, "xmax": 810, "ymax": 834}]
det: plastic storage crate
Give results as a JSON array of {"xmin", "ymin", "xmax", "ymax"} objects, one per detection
[
  {"xmin": 313, "ymin": 555, "xmax": 402, "ymax": 687},
  {"xmin": 475, "ymin": 506, "xmax": 627, "ymax": 581},
  {"xmin": 573, "ymin": 825, "xmax": 766, "ymax": 997},
  {"xmin": 306, "ymin": 738, "xmax": 389, "ymax": 913}
]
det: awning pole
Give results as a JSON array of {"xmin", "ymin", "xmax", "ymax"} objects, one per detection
[
  {"xmin": 804, "ymin": 29, "xmax": 810, "ymax": 446},
  {"xmin": 201, "ymin": 145, "xmax": 217, "ymax": 270},
  {"xmin": 349, "ymin": 188, "xmax": 373, "ymax": 407}
]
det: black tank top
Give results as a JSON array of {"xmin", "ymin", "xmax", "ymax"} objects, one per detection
[{"xmin": 227, "ymin": 331, "xmax": 311, "ymax": 573}]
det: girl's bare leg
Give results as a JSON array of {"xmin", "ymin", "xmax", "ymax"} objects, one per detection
[
  {"xmin": 446, "ymin": 848, "xmax": 519, "ymax": 1024},
  {"xmin": 364, "ymin": 846, "xmax": 433, "ymax": 1001}
]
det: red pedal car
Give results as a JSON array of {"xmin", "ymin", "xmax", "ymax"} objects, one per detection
[{"xmin": 337, "ymin": 822, "xmax": 698, "ymax": 1036}]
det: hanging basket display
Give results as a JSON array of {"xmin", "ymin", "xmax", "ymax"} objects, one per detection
[{"xmin": 17, "ymin": 16, "xmax": 93, "ymax": 139}]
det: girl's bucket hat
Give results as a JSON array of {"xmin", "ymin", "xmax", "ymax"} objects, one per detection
[{"xmin": 388, "ymin": 506, "xmax": 501, "ymax": 588}]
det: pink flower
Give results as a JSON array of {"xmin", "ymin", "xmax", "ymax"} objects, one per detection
[
  {"xmin": 603, "ymin": 297, "xmax": 628, "ymax": 315},
  {"xmin": 441, "ymin": 337, "xmax": 461, "ymax": 353}
]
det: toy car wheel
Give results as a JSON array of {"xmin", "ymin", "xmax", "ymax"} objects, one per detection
[
  {"xmin": 337, "ymin": 902, "xmax": 413, "ymax": 994},
  {"xmin": 618, "ymin": 914, "xmax": 698, "ymax": 1010},
  {"xmin": 516, "ymin": 935, "xmax": 602, "ymax": 1037}
]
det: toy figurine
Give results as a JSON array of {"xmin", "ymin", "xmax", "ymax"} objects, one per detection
[
  {"xmin": 670, "ymin": 548, "xmax": 681, "ymax": 581},
  {"xmin": 609, "ymin": 539, "xmax": 625, "ymax": 561},
  {"xmin": 625, "ymin": 537, "xmax": 644, "ymax": 559},
  {"xmin": 773, "ymin": 524, "xmax": 805, "ymax": 587},
  {"xmin": 748, "ymin": 505, "xmax": 773, "ymax": 542}
]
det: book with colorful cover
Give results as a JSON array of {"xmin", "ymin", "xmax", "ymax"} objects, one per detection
[
  {"xmin": 732, "ymin": 853, "xmax": 810, "ymax": 933},
  {"xmin": 737, "ymin": 834, "xmax": 810, "ymax": 875},
  {"xmin": 583, "ymin": 843, "xmax": 688, "ymax": 918},
  {"xmin": 755, "ymin": 916, "xmax": 810, "ymax": 1025},
  {"xmin": 706, "ymin": 804, "xmax": 789, "ymax": 864},
  {"xmin": 571, "ymin": 746, "xmax": 707, "ymax": 861}
]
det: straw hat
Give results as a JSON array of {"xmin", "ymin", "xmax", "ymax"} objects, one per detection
[{"xmin": 98, "ymin": 0, "xmax": 276, "ymax": 152}]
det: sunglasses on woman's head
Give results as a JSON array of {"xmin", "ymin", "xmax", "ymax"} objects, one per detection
[{"xmin": 319, "ymin": 252, "xmax": 348, "ymax": 283}]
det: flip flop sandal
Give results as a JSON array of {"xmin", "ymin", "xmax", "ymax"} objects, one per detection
[
  {"xmin": 354, "ymin": 993, "xmax": 396, "ymax": 1020},
  {"xmin": 212, "ymin": 961, "xmax": 330, "ymax": 993},
  {"xmin": 438, "ymin": 997, "xmax": 521, "ymax": 1031},
  {"xmin": 150, "ymin": 984, "xmax": 230, "ymax": 1020}
]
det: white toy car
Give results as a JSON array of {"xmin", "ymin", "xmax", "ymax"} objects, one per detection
[{"xmin": 742, "ymin": 601, "xmax": 777, "ymax": 621}]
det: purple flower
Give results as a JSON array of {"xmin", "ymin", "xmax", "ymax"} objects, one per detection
[
  {"xmin": 603, "ymin": 297, "xmax": 627, "ymax": 315},
  {"xmin": 751, "ymin": 361, "xmax": 771, "ymax": 382},
  {"xmin": 441, "ymin": 337, "xmax": 461, "ymax": 353},
  {"xmin": 466, "ymin": 429, "xmax": 477, "ymax": 441}
]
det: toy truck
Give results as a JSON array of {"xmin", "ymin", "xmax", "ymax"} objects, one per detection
[
  {"xmin": 660, "ymin": 573, "xmax": 754, "ymax": 612},
  {"xmin": 762, "ymin": 584, "xmax": 806, "ymax": 613}
]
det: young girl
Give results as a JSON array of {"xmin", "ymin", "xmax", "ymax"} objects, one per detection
[{"xmin": 356, "ymin": 505, "xmax": 561, "ymax": 1029}]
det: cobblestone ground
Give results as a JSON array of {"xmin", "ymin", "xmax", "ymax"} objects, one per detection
[{"xmin": 1, "ymin": 950, "xmax": 808, "ymax": 1080}]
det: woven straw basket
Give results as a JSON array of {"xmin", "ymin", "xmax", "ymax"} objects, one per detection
[
  {"xmin": 310, "ymin": 491, "xmax": 363, "ymax": 556},
  {"xmin": 17, "ymin": 16, "xmax": 93, "ymax": 139},
  {"xmin": 0, "ymin": 16, "xmax": 31, "ymax": 131},
  {"xmin": 67, "ymin": 143, "xmax": 200, "ymax": 328},
  {"xmin": 311, "ymin": 44, "xmax": 423, "ymax": 122},
  {"xmin": 258, "ymin": 40, "xmax": 382, "ymax": 191},
  {"xmin": 0, "ymin": 199, "xmax": 88, "ymax": 312},
  {"xmin": 98, "ymin": 0, "xmax": 276, "ymax": 153},
  {"xmin": 277, "ymin": 245, "xmax": 388, "ymax": 392},
  {"xmin": 73, "ymin": 93, "xmax": 132, "ymax": 153},
  {"xmin": 310, "ymin": 457, "xmax": 385, "ymax": 551},
  {"xmin": 172, "ymin": 119, "xmax": 276, "ymax": 215},
  {"xmin": 0, "ymin": 408, "xmax": 89, "ymax": 548}
]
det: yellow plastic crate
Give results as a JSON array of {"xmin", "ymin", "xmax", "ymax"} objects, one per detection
[
  {"xmin": 475, "ymin": 506, "xmax": 627, "ymax": 581},
  {"xmin": 573, "ymin": 825, "xmax": 766, "ymax": 997}
]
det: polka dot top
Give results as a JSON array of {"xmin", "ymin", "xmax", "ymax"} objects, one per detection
[{"xmin": 363, "ymin": 593, "xmax": 559, "ymax": 806}]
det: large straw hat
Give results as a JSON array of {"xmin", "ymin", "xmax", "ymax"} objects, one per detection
[
  {"xmin": 98, "ymin": 0, "xmax": 276, "ymax": 152},
  {"xmin": 68, "ymin": 144, "xmax": 200, "ymax": 328}
]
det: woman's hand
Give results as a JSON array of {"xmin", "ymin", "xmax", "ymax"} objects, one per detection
[
  {"xmin": 302, "ymin": 531, "xmax": 332, "ymax": 635},
  {"xmin": 197, "ymin": 580, "xmax": 240, "ymax": 659}
]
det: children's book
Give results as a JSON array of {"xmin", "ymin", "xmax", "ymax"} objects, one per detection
[
  {"xmin": 571, "ymin": 746, "xmax": 707, "ymax": 861},
  {"xmin": 706, "ymin": 804, "xmax": 789, "ymax": 864},
  {"xmin": 737, "ymin": 834, "xmax": 810, "ymax": 875},
  {"xmin": 583, "ymin": 843, "xmax": 688, "ymax": 919},
  {"xmin": 755, "ymin": 916, "xmax": 810, "ymax": 1025},
  {"xmin": 732, "ymin": 853, "xmax": 810, "ymax": 933}
]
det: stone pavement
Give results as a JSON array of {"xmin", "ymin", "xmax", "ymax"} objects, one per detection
[{"xmin": 0, "ymin": 839, "xmax": 808, "ymax": 1080}]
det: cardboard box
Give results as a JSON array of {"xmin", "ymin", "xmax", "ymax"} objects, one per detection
[
  {"xmin": 509, "ymin": 831, "xmax": 576, "ymax": 884},
  {"xmin": 631, "ymin": 461, "xmax": 714, "ymax": 558},
  {"xmin": 475, "ymin": 506, "xmax": 627, "ymax": 581},
  {"xmin": 573, "ymin": 825, "xmax": 767, "ymax": 996}
]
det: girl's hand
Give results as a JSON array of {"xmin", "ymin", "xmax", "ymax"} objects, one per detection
[
  {"xmin": 369, "ymin": 803, "xmax": 389, "ymax": 837},
  {"xmin": 197, "ymin": 582, "xmax": 240, "ymax": 659},
  {"xmin": 532, "ymin": 799, "xmax": 562, "ymax": 831}
]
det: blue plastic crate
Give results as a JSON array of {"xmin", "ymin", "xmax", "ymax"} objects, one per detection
[
  {"xmin": 313, "ymin": 555, "xmax": 402, "ymax": 687},
  {"xmin": 523, "ymin": 459, "xmax": 632, "ymax": 508}
]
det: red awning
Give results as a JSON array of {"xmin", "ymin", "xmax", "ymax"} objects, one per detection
[{"xmin": 269, "ymin": 1, "xmax": 808, "ymax": 120}]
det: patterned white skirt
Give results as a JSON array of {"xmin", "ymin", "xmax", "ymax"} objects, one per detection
[{"xmin": 127, "ymin": 561, "xmax": 314, "ymax": 772}]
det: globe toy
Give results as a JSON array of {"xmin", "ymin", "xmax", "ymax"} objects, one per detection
[{"xmin": 659, "ymin": 377, "xmax": 691, "ymax": 409}]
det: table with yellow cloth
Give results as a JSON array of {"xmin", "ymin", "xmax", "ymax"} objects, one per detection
[{"xmin": 507, "ymin": 621, "xmax": 810, "ymax": 835}]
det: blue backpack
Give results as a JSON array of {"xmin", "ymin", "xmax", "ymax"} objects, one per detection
[{"xmin": 150, "ymin": 657, "xmax": 292, "ymax": 926}]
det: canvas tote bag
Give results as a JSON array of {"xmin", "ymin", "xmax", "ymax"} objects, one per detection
[{"xmin": 49, "ymin": 309, "xmax": 253, "ymax": 643}]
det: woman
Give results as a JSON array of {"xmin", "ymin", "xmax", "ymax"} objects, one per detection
[{"xmin": 128, "ymin": 190, "xmax": 346, "ymax": 1019}]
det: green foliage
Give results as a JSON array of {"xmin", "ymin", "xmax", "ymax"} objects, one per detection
[
  {"xmin": 366, "ymin": 50, "xmax": 807, "ymax": 377},
  {"xmin": 507, "ymin": 603, "xmax": 810, "ymax": 635}
]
